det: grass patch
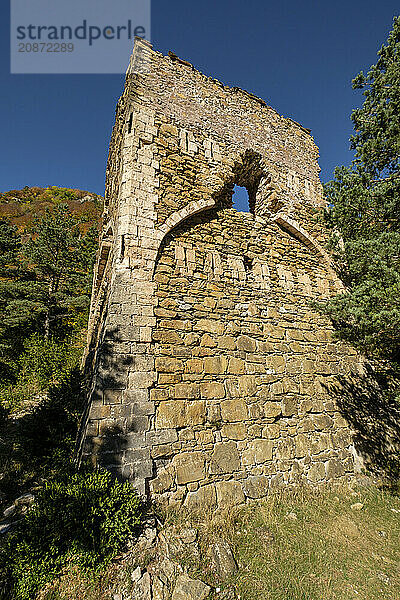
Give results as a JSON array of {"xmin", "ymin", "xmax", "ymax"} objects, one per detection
[{"xmin": 163, "ymin": 484, "xmax": 400, "ymax": 600}]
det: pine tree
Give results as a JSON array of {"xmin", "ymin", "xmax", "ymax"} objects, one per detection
[
  {"xmin": 0, "ymin": 205, "xmax": 98, "ymax": 385},
  {"xmin": 25, "ymin": 204, "xmax": 97, "ymax": 339},
  {"xmin": 323, "ymin": 16, "xmax": 400, "ymax": 361}
]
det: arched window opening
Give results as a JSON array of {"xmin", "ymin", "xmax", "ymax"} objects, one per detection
[
  {"xmin": 228, "ymin": 149, "xmax": 265, "ymax": 216},
  {"xmin": 232, "ymin": 185, "xmax": 251, "ymax": 213}
]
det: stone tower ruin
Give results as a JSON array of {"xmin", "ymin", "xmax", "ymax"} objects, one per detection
[{"xmin": 79, "ymin": 38, "xmax": 364, "ymax": 507}]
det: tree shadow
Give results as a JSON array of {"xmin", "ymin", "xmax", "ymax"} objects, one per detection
[
  {"xmin": 77, "ymin": 325, "xmax": 139, "ymax": 484},
  {"xmin": 324, "ymin": 362, "xmax": 400, "ymax": 483},
  {"xmin": 0, "ymin": 366, "xmax": 86, "ymax": 506}
]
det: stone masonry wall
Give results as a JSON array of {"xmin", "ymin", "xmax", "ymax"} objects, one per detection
[{"xmin": 79, "ymin": 38, "xmax": 365, "ymax": 506}]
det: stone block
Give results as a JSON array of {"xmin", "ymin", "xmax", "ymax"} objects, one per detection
[
  {"xmin": 90, "ymin": 404, "xmax": 111, "ymax": 420},
  {"xmin": 155, "ymin": 357, "xmax": 183, "ymax": 372},
  {"xmin": 308, "ymin": 462, "xmax": 325, "ymax": 482},
  {"xmin": 238, "ymin": 375, "xmax": 257, "ymax": 396},
  {"xmin": 241, "ymin": 448, "xmax": 256, "ymax": 466},
  {"xmin": 252, "ymin": 439, "xmax": 273, "ymax": 463},
  {"xmin": 264, "ymin": 401, "xmax": 282, "ymax": 418},
  {"xmin": 103, "ymin": 389, "xmax": 122, "ymax": 404},
  {"xmin": 218, "ymin": 335, "xmax": 236, "ymax": 350},
  {"xmin": 174, "ymin": 383, "xmax": 200, "ymax": 399},
  {"xmin": 195, "ymin": 429, "xmax": 214, "ymax": 444},
  {"xmin": 262, "ymin": 423, "xmax": 281, "ymax": 439},
  {"xmin": 146, "ymin": 429, "xmax": 178, "ymax": 445},
  {"xmin": 127, "ymin": 415, "xmax": 150, "ymax": 433},
  {"xmin": 128, "ymin": 371, "xmax": 156, "ymax": 389},
  {"xmin": 200, "ymin": 333, "xmax": 216, "ymax": 347},
  {"xmin": 131, "ymin": 401, "xmax": 155, "ymax": 416},
  {"xmin": 150, "ymin": 469, "xmax": 173, "ymax": 493},
  {"xmin": 312, "ymin": 414, "xmax": 333, "ymax": 430},
  {"xmin": 236, "ymin": 335, "xmax": 256, "ymax": 352},
  {"xmin": 200, "ymin": 382, "xmax": 225, "ymax": 399},
  {"xmin": 155, "ymin": 400, "xmax": 205, "ymax": 429},
  {"xmin": 221, "ymin": 423, "xmax": 246, "ymax": 440},
  {"xmin": 173, "ymin": 452, "xmax": 205, "ymax": 484},
  {"xmin": 220, "ymin": 398, "xmax": 248, "ymax": 422},
  {"xmin": 276, "ymin": 438, "xmax": 295, "ymax": 460},
  {"xmin": 172, "ymin": 575, "xmax": 210, "ymax": 600},
  {"xmin": 242, "ymin": 475, "xmax": 269, "ymax": 499},
  {"xmin": 331, "ymin": 429, "xmax": 352, "ymax": 448},
  {"xmin": 204, "ymin": 356, "xmax": 228, "ymax": 374},
  {"xmin": 151, "ymin": 444, "xmax": 173, "ymax": 458},
  {"xmin": 184, "ymin": 483, "xmax": 217, "ymax": 510},
  {"xmin": 185, "ymin": 358, "xmax": 204, "ymax": 374},
  {"xmin": 194, "ymin": 319, "xmax": 224, "ymax": 334},
  {"xmin": 326, "ymin": 458, "xmax": 345, "ymax": 479},
  {"xmin": 215, "ymin": 480, "xmax": 245, "ymax": 506},
  {"xmin": 282, "ymin": 397, "xmax": 297, "ymax": 417},
  {"xmin": 209, "ymin": 441, "xmax": 240, "ymax": 474},
  {"xmin": 227, "ymin": 357, "xmax": 245, "ymax": 374},
  {"xmin": 294, "ymin": 433, "xmax": 309, "ymax": 458},
  {"xmin": 266, "ymin": 355, "xmax": 285, "ymax": 373},
  {"xmin": 207, "ymin": 404, "xmax": 221, "ymax": 423}
]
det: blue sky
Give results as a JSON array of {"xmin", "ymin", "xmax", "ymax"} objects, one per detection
[{"xmin": 0, "ymin": 1, "xmax": 398, "ymax": 196}]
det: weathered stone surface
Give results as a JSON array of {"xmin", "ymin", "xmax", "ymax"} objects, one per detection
[
  {"xmin": 236, "ymin": 335, "xmax": 256, "ymax": 352},
  {"xmin": 308, "ymin": 462, "xmax": 325, "ymax": 482},
  {"xmin": 227, "ymin": 357, "xmax": 245, "ymax": 374},
  {"xmin": 155, "ymin": 400, "xmax": 205, "ymax": 429},
  {"xmin": 209, "ymin": 540, "xmax": 237, "ymax": 579},
  {"xmin": 252, "ymin": 439, "xmax": 273, "ymax": 463},
  {"xmin": 221, "ymin": 423, "xmax": 246, "ymax": 440},
  {"xmin": 242, "ymin": 476, "xmax": 269, "ymax": 498},
  {"xmin": 209, "ymin": 442, "xmax": 240, "ymax": 474},
  {"xmin": 200, "ymin": 382, "xmax": 225, "ymax": 399},
  {"xmin": 172, "ymin": 574, "xmax": 210, "ymax": 600},
  {"xmin": 238, "ymin": 375, "xmax": 257, "ymax": 396},
  {"xmin": 173, "ymin": 452, "xmax": 205, "ymax": 484},
  {"xmin": 220, "ymin": 399, "xmax": 248, "ymax": 422},
  {"xmin": 150, "ymin": 469, "xmax": 174, "ymax": 493},
  {"xmin": 264, "ymin": 402, "xmax": 282, "ymax": 418},
  {"xmin": 184, "ymin": 484, "xmax": 217, "ymax": 509},
  {"xmin": 215, "ymin": 480, "xmax": 245, "ymax": 506},
  {"xmin": 132, "ymin": 572, "xmax": 151, "ymax": 600},
  {"xmin": 326, "ymin": 458, "xmax": 345, "ymax": 479},
  {"xmin": 204, "ymin": 356, "xmax": 228, "ymax": 374},
  {"xmin": 155, "ymin": 357, "xmax": 183, "ymax": 372}
]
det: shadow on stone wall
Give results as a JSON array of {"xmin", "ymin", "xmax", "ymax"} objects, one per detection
[
  {"xmin": 78, "ymin": 325, "xmax": 134, "ymax": 482},
  {"xmin": 326, "ymin": 363, "xmax": 400, "ymax": 482}
]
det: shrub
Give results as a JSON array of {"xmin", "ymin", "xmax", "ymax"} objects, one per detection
[
  {"xmin": 0, "ymin": 470, "xmax": 143, "ymax": 600},
  {"xmin": 0, "ymin": 333, "xmax": 84, "ymax": 412}
]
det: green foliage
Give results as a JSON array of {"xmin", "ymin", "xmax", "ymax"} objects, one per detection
[
  {"xmin": 0, "ymin": 200, "xmax": 99, "ymax": 410},
  {"xmin": 23, "ymin": 203, "xmax": 98, "ymax": 338},
  {"xmin": 322, "ymin": 16, "xmax": 400, "ymax": 360},
  {"xmin": 0, "ymin": 333, "xmax": 83, "ymax": 411},
  {"xmin": 0, "ymin": 188, "xmax": 119, "ymax": 600},
  {"xmin": 0, "ymin": 365, "xmax": 85, "ymax": 505},
  {"xmin": 0, "ymin": 471, "xmax": 143, "ymax": 600}
]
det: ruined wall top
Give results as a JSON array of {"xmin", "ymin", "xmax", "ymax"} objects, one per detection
[
  {"xmin": 102, "ymin": 37, "xmax": 326, "ymax": 240},
  {"xmin": 125, "ymin": 37, "xmax": 320, "ymax": 182}
]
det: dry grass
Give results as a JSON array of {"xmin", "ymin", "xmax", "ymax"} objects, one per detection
[
  {"xmin": 226, "ymin": 485, "xmax": 400, "ymax": 599},
  {"xmin": 162, "ymin": 484, "xmax": 400, "ymax": 600}
]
